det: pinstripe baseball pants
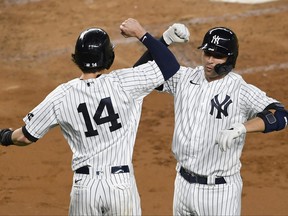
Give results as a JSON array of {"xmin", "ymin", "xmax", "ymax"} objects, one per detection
[{"xmin": 173, "ymin": 171, "xmax": 242, "ymax": 216}]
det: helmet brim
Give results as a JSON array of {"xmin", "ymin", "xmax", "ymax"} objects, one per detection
[{"xmin": 198, "ymin": 44, "xmax": 232, "ymax": 57}]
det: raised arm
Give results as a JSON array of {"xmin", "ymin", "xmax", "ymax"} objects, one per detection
[
  {"xmin": 133, "ymin": 23, "xmax": 190, "ymax": 67},
  {"xmin": 120, "ymin": 18, "xmax": 182, "ymax": 81},
  {"xmin": 133, "ymin": 37, "xmax": 167, "ymax": 67}
]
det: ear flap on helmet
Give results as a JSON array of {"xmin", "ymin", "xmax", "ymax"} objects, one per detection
[
  {"xmin": 214, "ymin": 55, "xmax": 237, "ymax": 75},
  {"xmin": 214, "ymin": 63, "xmax": 234, "ymax": 75},
  {"xmin": 104, "ymin": 50, "xmax": 115, "ymax": 70}
]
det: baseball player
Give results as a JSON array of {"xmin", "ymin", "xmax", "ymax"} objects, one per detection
[
  {"xmin": 134, "ymin": 26, "xmax": 288, "ymax": 215},
  {"xmin": 0, "ymin": 18, "xmax": 187, "ymax": 215}
]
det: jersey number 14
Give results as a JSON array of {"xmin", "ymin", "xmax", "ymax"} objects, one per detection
[{"xmin": 77, "ymin": 97, "xmax": 122, "ymax": 137}]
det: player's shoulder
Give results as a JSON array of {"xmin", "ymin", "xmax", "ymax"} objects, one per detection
[
  {"xmin": 58, "ymin": 78, "xmax": 80, "ymax": 90},
  {"xmin": 49, "ymin": 78, "xmax": 79, "ymax": 97},
  {"xmin": 228, "ymin": 71, "xmax": 242, "ymax": 78},
  {"xmin": 106, "ymin": 69, "xmax": 127, "ymax": 83},
  {"xmin": 65, "ymin": 78, "xmax": 81, "ymax": 85},
  {"xmin": 227, "ymin": 71, "xmax": 263, "ymax": 92},
  {"xmin": 109, "ymin": 64, "xmax": 157, "ymax": 82},
  {"xmin": 226, "ymin": 71, "xmax": 246, "ymax": 83}
]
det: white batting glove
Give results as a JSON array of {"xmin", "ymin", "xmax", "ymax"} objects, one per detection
[
  {"xmin": 216, "ymin": 123, "xmax": 247, "ymax": 152},
  {"xmin": 163, "ymin": 23, "xmax": 190, "ymax": 45}
]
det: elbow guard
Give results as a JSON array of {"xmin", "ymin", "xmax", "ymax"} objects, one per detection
[{"xmin": 256, "ymin": 108, "xmax": 288, "ymax": 133}]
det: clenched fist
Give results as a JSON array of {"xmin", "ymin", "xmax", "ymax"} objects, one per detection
[
  {"xmin": 120, "ymin": 18, "xmax": 147, "ymax": 39},
  {"xmin": 163, "ymin": 23, "xmax": 190, "ymax": 45}
]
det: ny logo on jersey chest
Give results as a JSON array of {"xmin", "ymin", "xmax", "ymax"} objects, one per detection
[{"xmin": 210, "ymin": 94, "xmax": 232, "ymax": 119}]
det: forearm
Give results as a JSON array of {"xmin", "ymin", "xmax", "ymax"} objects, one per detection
[
  {"xmin": 216, "ymin": 108, "xmax": 287, "ymax": 152},
  {"xmin": 134, "ymin": 22, "xmax": 190, "ymax": 67},
  {"xmin": 120, "ymin": 18, "xmax": 180, "ymax": 80},
  {"xmin": 0, "ymin": 127, "xmax": 33, "ymax": 147},
  {"xmin": 133, "ymin": 37, "xmax": 167, "ymax": 67},
  {"xmin": 216, "ymin": 119, "xmax": 264, "ymax": 152},
  {"xmin": 11, "ymin": 127, "xmax": 33, "ymax": 146},
  {"xmin": 139, "ymin": 33, "xmax": 180, "ymax": 80},
  {"xmin": 243, "ymin": 117, "xmax": 265, "ymax": 133}
]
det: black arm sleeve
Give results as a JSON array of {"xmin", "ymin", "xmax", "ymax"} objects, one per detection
[
  {"xmin": 133, "ymin": 37, "xmax": 168, "ymax": 67},
  {"xmin": 138, "ymin": 33, "xmax": 178, "ymax": 81}
]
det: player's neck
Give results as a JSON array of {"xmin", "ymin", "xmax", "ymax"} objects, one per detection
[{"xmin": 80, "ymin": 72, "xmax": 102, "ymax": 80}]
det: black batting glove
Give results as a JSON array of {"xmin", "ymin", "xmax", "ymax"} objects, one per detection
[{"xmin": 0, "ymin": 128, "xmax": 14, "ymax": 146}]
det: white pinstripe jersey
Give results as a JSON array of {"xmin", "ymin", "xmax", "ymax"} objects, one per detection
[
  {"xmin": 23, "ymin": 61, "xmax": 164, "ymax": 171},
  {"xmin": 163, "ymin": 66, "xmax": 278, "ymax": 177}
]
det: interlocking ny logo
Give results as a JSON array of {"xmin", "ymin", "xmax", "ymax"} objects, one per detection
[
  {"xmin": 211, "ymin": 35, "xmax": 221, "ymax": 45},
  {"xmin": 210, "ymin": 94, "xmax": 232, "ymax": 119}
]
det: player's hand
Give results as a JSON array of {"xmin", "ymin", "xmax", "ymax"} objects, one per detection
[
  {"xmin": 120, "ymin": 18, "xmax": 147, "ymax": 39},
  {"xmin": 163, "ymin": 23, "xmax": 190, "ymax": 45},
  {"xmin": 0, "ymin": 128, "xmax": 13, "ymax": 146},
  {"xmin": 215, "ymin": 123, "xmax": 246, "ymax": 152}
]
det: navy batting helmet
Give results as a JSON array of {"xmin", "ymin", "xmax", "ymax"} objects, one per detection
[
  {"xmin": 72, "ymin": 28, "xmax": 115, "ymax": 72},
  {"xmin": 198, "ymin": 27, "xmax": 239, "ymax": 75}
]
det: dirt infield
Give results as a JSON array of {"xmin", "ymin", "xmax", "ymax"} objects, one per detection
[{"xmin": 0, "ymin": 0, "xmax": 287, "ymax": 215}]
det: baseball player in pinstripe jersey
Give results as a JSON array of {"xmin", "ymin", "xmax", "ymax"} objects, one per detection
[
  {"xmin": 135, "ymin": 26, "xmax": 288, "ymax": 215},
  {"xmin": 0, "ymin": 18, "xmax": 186, "ymax": 215}
]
